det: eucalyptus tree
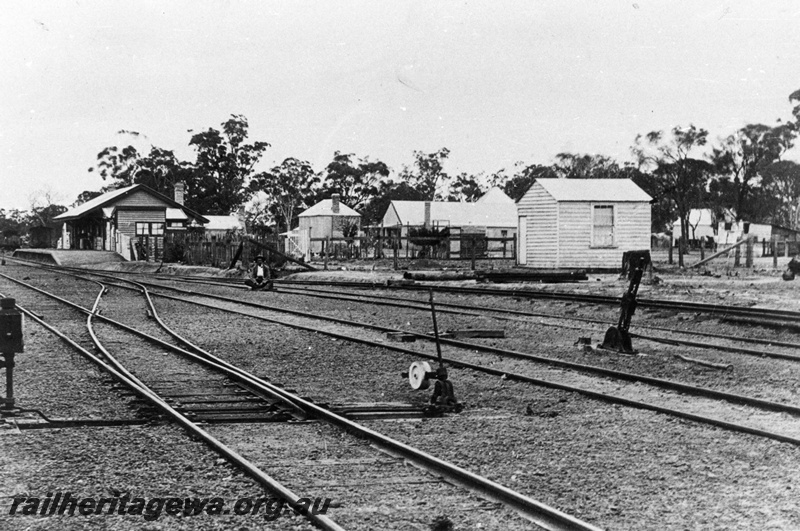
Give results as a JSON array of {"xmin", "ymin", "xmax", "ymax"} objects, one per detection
[{"xmin": 632, "ymin": 125, "xmax": 714, "ymax": 267}]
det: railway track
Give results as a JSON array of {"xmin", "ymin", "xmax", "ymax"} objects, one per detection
[
  {"xmin": 0, "ymin": 265, "xmax": 600, "ymax": 531},
  {"xmin": 1, "ymin": 285, "xmax": 346, "ymax": 530},
  {"xmin": 7, "ymin": 262, "xmax": 800, "ymax": 448},
  {"xmin": 81, "ymin": 269, "xmax": 800, "ymax": 360},
  {"xmin": 20, "ymin": 261, "xmax": 797, "ymax": 325},
  {"xmin": 17, "ymin": 259, "xmax": 799, "ymax": 362},
  {"xmin": 247, "ymin": 283, "xmax": 800, "ymax": 363},
  {"xmin": 273, "ymin": 277, "xmax": 800, "ymax": 323}
]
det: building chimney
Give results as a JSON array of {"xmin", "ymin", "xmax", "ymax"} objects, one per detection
[
  {"xmin": 424, "ymin": 201, "xmax": 431, "ymax": 228},
  {"xmin": 332, "ymin": 194, "xmax": 340, "ymax": 214},
  {"xmin": 174, "ymin": 182, "xmax": 185, "ymax": 206}
]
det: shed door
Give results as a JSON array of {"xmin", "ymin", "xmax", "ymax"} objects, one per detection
[{"xmin": 518, "ymin": 216, "xmax": 527, "ymax": 265}]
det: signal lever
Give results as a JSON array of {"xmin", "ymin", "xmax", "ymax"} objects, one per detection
[{"xmin": 600, "ymin": 257, "xmax": 646, "ymax": 354}]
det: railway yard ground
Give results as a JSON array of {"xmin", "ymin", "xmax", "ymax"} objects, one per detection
[{"xmin": 2, "ymin": 250, "xmax": 800, "ymax": 530}]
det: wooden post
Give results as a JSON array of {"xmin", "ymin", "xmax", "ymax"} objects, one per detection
[
  {"xmin": 699, "ymin": 238, "xmax": 705, "ymax": 261},
  {"xmin": 668, "ymin": 233, "xmax": 673, "ymax": 265},
  {"xmin": 513, "ymin": 233, "xmax": 517, "ymax": 264},
  {"xmin": 691, "ymin": 237, "xmax": 752, "ymax": 268},
  {"xmin": 323, "ymin": 238, "xmax": 329, "ymax": 270},
  {"xmin": 470, "ymin": 234, "xmax": 477, "ymax": 271},
  {"xmin": 393, "ymin": 238, "xmax": 398, "ymax": 270},
  {"xmin": 745, "ymin": 238, "xmax": 753, "ymax": 268},
  {"xmin": 786, "ymin": 238, "xmax": 790, "ymax": 258},
  {"xmin": 773, "ymin": 235, "xmax": 778, "ymax": 269},
  {"xmin": 734, "ymin": 242, "xmax": 741, "ymax": 267}
]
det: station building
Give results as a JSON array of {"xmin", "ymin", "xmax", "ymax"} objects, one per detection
[{"xmin": 53, "ymin": 183, "xmax": 207, "ymax": 260}]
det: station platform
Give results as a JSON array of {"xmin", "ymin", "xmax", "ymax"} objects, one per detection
[{"xmin": 10, "ymin": 249, "xmax": 126, "ymax": 266}]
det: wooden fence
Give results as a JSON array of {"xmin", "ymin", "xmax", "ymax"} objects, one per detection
[
  {"xmin": 310, "ymin": 234, "xmax": 517, "ymax": 262},
  {"xmin": 761, "ymin": 239, "xmax": 800, "ymax": 257},
  {"xmin": 135, "ymin": 232, "xmax": 281, "ymax": 269},
  {"xmin": 130, "ymin": 230, "xmax": 517, "ymax": 269}
]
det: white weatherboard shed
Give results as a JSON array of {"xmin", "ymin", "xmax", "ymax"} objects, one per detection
[{"xmin": 517, "ymin": 179, "xmax": 652, "ymax": 268}]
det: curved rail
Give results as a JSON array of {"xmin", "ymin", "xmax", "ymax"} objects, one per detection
[
  {"xmin": 62, "ymin": 263, "xmax": 799, "ymax": 360},
  {"xmin": 35, "ymin": 267, "xmax": 800, "ymax": 449},
  {"xmin": 8, "ymin": 264, "xmax": 800, "ymax": 421},
  {"xmin": 133, "ymin": 280, "xmax": 800, "ymax": 418},
  {"xmin": 0, "ymin": 286, "xmax": 346, "ymax": 531},
  {"xmin": 10, "ymin": 264, "xmax": 800, "ymax": 430},
  {"xmin": 0, "ymin": 271, "xmax": 602, "ymax": 531}
]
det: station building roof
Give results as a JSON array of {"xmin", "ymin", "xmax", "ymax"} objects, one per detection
[{"xmin": 54, "ymin": 184, "xmax": 208, "ymax": 223}]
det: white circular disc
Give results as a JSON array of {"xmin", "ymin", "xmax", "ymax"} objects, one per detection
[{"xmin": 408, "ymin": 361, "xmax": 432, "ymax": 390}]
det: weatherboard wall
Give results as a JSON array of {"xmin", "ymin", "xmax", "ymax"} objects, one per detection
[
  {"xmin": 556, "ymin": 201, "xmax": 650, "ymax": 268},
  {"xmin": 516, "ymin": 182, "xmax": 558, "ymax": 268},
  {"xmin": 517, "ymin": 181, "xmax": 651, "ymax": 268},
  {"xmin": 113, "ymin": 189, "xmax": 171, "ymax": 209},
  {"xmin": 116, "ymin": 210, "xmax": 166, "ymax": 237}
]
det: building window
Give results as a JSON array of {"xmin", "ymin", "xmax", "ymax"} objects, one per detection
[
  {"xmin": 592, "ymin": 205, "xmax": 614, "ymax": 247},
  {"xmin": 135, "ymin": 222, "xmax": 165, "ymax": 236}
]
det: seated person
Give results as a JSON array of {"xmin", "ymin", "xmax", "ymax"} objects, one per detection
[{"xmin": 245, "ymin": 255, "xmax": 273, "ymax": 290}]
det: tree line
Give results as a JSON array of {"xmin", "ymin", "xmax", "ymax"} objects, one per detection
[{"xmin": 3, "ymin": 89, "xmax": 799, "ymax": 258}]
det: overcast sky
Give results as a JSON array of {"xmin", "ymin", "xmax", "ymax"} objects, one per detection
[{"xmin": 2, "ymin": 1, "xmax": 799, "ymax": 211}]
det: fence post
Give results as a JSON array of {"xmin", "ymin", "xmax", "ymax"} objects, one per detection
[
  {"xmin": 699, "ymin": 238, "xmax": 705, "ymax": 261},
  {"xmin": 773, "ymin": 235, "xmax": 778, "ymax": 269},
  {"xmin": 324, "ymin": 238, "xmax": 329, "ymax": 270},
  {"xmin": 393, "ymin": 239, "xmax": 398, "ymax": 270},
  {"xmin": 745, "ymin": 238, "xmax": 753, "ymax": 268},
  {"xmin": 668, "ymin": 233, "xmax": 673, "ymax": 265},
  {"xmin": 786, "ymin": 238, "xmax": 790, "ymax": 258},
  {"xmin": 470, "ymin": 235, "xmax": 476, "ymax": 271}
]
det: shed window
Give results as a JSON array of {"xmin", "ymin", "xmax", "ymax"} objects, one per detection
[
  {"xmin": 592, "ymin": 205, "xmax": 615, "ymax": 247},
  {"xmin": 135, "ymin": 222, "xmax": 165, "ymax": 236}
]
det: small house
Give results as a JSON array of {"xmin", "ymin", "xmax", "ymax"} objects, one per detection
[
  {"xmin": 297, "ymin": 194, "xmax": 361, "ymax": 255},
  {"xmin": 673, "ymin": 209, "xmax": 718, "ymax": 242},
  {"xmin": 517, "ymin": 178, "xmax": 651, "ymax": 268}
]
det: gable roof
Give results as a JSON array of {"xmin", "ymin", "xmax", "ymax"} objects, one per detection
[
  {"xmin": 299, "ymin": 199, "xmax": 361, "ymax": 217},
  {"xmin": 384, "ymin": 188, "xmax": 517, "ymax": 228},
  {"xmin": 54, "ymin": 184, "xmax": 208, "ymax": 223},
  {"xmin": 475, "ymin": 187, "xmax": 515, "ymax": 205},
  {"xmin": 535, "ymin": 178, "xmax": 652, "ymax": 202},
  {"xmin": 387, "ymin": 200, "xmax": 517, "ymax": 228}
]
